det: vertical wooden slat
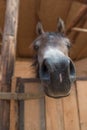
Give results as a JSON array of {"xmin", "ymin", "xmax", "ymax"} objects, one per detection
[
  {"xmin": 76, "ymin": 81, "xmax": 87, "ymax": 130},
  {"xmin": 24, "ymin": 83, "xmax": 46, "ymax": 130},
  {"xmin": 0, "ymin": 0, "xmax": 20, "ymax": 130},
  {"xmin": 10, "ymin": 77, "xmax": 19, "ymax": 130},
  {"xmin": 63, "ymin": 86, "xmax": 80, "ymax": 130},
  {"xmin": 45, "ymin": 97, "xmax": 64, "ymax": 130},
  {"xmin": 18, "ymin": 78, "xmax": 24, "ymax": 130}
]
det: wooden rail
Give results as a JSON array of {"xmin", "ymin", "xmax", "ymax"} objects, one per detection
[
  {"xmin": 0, "ymin": 0, "xmax": 20, "ymax": 130},
  {"xmin": 0, "ymin": 92, "xmax": 45, "ymax": 100},
  {"xmin": 0, "ymin": 76, "xmax": 87, "ymax": 101}
]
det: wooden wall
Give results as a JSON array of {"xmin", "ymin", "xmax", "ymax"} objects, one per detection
[
  {"xmin": 14, "ymin": 58, "xmax": 87, "ymax": 130},
  {"xmin": 0, "ymin": 0, "xmax": 87, "ymax": 60}
]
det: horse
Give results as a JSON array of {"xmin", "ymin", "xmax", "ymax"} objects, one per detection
[{"xmin": 32, "ymin": 18, "xmax": 76, "ymax": 98}]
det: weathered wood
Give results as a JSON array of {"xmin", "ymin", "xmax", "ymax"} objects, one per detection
[
  {"xmin": 14, "ymin": 60, "xmax": 46, "ymax": 129},
  {"xmin": 10, "ymin": 77, "xmax": 19, "ymax": 130},
  {"xmin": 0, "ymin": 0, "xmax": 20, "ymax": 130},
  {"xmin": 63, "ymin": 86, "xmax": 80, "ymax": 130},
  {"xmin": 72, "ymin": 27, "xmax": 87, "ymax": 33},
  {"xmin": 24, "ymin": 83, "xmax": 46, "ymax": 130},
  {"xmin": 69, "ymin": 14, "xmax": 86, "ymax": 43},
  {"xmin": 17, "ymin": 78, "xmax": 24, "ymax": 130},
  {"xmin": 0, "ymin": 92, "xmax": 44, "ymax": 100},
  {"xmin": 66, "ymin": 5, "xmax": 87, "ymax": 35},
  {"xmin": 45, "ymin": 97, "xmax": 64, "ymax": 130},
  {"xmin": 13, "ymin": 59, "xmax": 87, "ymax": 130},
  {"xmin": 76, "ymin": 81, "xmax": 87, "ymax": 130}
]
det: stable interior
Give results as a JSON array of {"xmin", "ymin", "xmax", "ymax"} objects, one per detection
[{"xmin": 0, "ymin": 0, "xmax": 87, "ymax": 130}]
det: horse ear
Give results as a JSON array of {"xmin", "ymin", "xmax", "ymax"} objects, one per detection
[
  {"xmin": 57, "ymin": 18, "xmax": 65, "ymax": 33},
  {"xmin": 36, "ymin": 22, "xmax": 45, "ymax": 35}
]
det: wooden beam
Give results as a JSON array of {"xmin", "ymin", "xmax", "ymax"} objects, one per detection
[
  {"xmin": 0, "ymin": 0, "xmax": 20, "ymax": 130},
  {"xmin": 66, "ymin": 5, "xmax": 87, "ymax": 35},
  {"xmin": 69, "ymin": 14, "xmax": 86, "ymax": 44},
  {"xmin": 72, "ymin": 27, "xmax": 87, "ymax": 32},
  {"xmin": 0, "ymin": 92, "xmax": 45, "ymax": 100}
]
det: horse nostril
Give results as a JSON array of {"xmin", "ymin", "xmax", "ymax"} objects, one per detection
[
  {"xmin": 69, "ymin": 59, "xmax": 76, "ymax": 82},
  {"xmin": 39, "ymin": 59, "xmax": 50, "ymax": 80},
  {"xmin": 42, "ymin": 61, "xmax": 48, "ymax": 74}
]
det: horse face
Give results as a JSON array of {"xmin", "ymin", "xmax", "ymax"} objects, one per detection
[{"xmin": 32, "ymin": 18, "xmax": 76, "ymax": 98}]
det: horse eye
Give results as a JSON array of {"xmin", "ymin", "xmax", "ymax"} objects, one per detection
[
  {"xmin": 67, "ymin": 44, "xmax": 71, "ymax": 49},
  {"xmin": 66, "ymin": 43, "xmax": 71, "ymax": 49},
  {"xmin": 34, "ymin": 45, "xmax": 39, "ymax": 50}
]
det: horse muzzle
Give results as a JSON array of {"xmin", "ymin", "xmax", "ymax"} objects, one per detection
[{"xmin": 39, "ymin": 56, "xmax": 76, "ymax": 98}]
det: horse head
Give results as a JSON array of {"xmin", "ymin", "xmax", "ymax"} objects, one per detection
[{"xmin": 32, "ymin": 18, "xmax": 76, "ymax": 98}]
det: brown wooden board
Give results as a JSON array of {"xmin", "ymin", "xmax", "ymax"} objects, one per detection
[
  {"xmin": 76, "ymin": 81, "xmax": 87, "ymax": 130},
  {"xmin": 24, "ymin": 83, "xmax": 46, "ymax": 130},
  {"xmin": 10, "ymin": 77, "xmax": 19, "ymax": 130},
  {"xmin": 63, "ymin": 85, "xmax": 80, "ymax": 130},
  {"xmin": 45, "ymin": 97, "xmax": 64, "ymax": 130},
  {"xmin": 13, "ymin": 59, "xmax": 87, "ymax": 130},
  {"xmin": 0, "ymin": 1, "xmax": 19, "ymax": 130},
  {"xmin": 15, "ymin": 59, "xmax": 45, "ymax": 129}
]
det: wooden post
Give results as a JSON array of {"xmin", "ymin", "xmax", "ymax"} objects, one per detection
[
  {"xmin": 10, "ymin": 77, "xmax": 19, "ymax": 130},
  {"xmin": 66, "ymin": 5, "xmax": 87, "ymax": 35},
  {"xmin": 0, "ymin": 0, "xmax": 20, "ymax": 130},
  {"xmin": 69, "ymin": 14, "xmax": 86, "ymax": 43}
]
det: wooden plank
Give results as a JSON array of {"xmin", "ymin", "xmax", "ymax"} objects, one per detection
[
  {"xmin": 76, "ymin": 81, "xmax": 87, "ymax": 130},
  {"xmin": 0, "ymin": 92, "xmax": 44, "ymax": 100},
  {"xmin": 70, "ymin": 16, "xmax": 86, "ymax": 44},
  {"xmin": 14, "ymin": 59, "xmax": 35, "ymax": 78},
  {"xmin": 0, "ymin": 0, "xmax": 20, "ymax": 130},
  {"xmin": 72, "ymin": 27, "xmax": 87, "ymax": 33},
  {"xmin": 15, "ymin": 60, "xmax": 46, "ymax": 129},
  {"xmin": 66, "ymin": 5, "xmax": 87, "ymax": 35},
  {"xmin": 18, "ymin": 78, "xmax": 24, "ymax": 130},
  {"xmin": 1, "ymin": 0, "xmax": 20, "ymax": 85},
  {"xmin": 24, "ymin": 83, "xmax": 46, "ymax": 130},
  {"xmin": 45, "ymin": 97, "xmax": 64, "ymax": 130},
  {"xmin": 63, "ymin": 85, "xmax": 80, "ymax": 130},
  {"xmin": 10, "ymin": 77, "xmax": 19, "ymax": 130}
]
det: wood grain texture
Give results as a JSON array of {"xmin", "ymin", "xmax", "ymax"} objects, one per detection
[
  {"xmin": 18, "ymin": 60, "xmax": 46, "ymax": 130},
  {"xmin": 72, "ymin": 27, "xmax": 87, "ymax": 33},
  {"xmin": 14, "ymin": 59, "xmax": 87, "ymax": 130},
  {"xmin": 76, "ymin": 81, "xmax": 87, "ymax": 130},
  {"xmin": 0, "ymin": 1, "xmax": 20, "ymax": 130},
  {"xmin": 66, "ymin": 5, "xmax": 87, "ymax": 35},
  {"xmin": 10, "ymin": 77, "xmax": 19, "ymax": 130},
  {"xmin": 24, "ymin": 83, "xmax": 46, "ymax": 130},
  {"xmin": 63, "ymin": 86, "xmax": 80, "ymax": 130},
  {"xmin": 45, "ymin": 97, "xmax": 64, "ymax": 130}
]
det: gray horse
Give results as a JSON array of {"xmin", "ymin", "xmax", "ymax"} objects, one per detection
[{"xmin": 32, "ymin": 18, "xmax": 76, "ymax": 98}]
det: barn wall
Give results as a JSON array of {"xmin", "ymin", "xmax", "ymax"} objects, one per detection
[
  {"xmin": 17, "ymin": 0, "xmax": 72, "ymax": 57},
  {"xmin": 0, "ymin": 0, "xmax": 87, "ymax": 60}
]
